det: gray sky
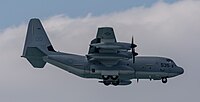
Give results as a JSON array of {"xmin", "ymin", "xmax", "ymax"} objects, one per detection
[{"xmin": 0, "ymin": 0, "xmax": 200, "ymax": 102}]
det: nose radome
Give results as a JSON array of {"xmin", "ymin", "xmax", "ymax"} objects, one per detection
[{"xmin": 179, "ymin": 67, "xmax": 184, "ymax": 74}]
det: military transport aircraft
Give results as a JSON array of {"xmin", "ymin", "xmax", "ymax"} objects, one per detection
[{"xmin": 22, "ymin": 18, "xmax": 184, "ymax": 86}]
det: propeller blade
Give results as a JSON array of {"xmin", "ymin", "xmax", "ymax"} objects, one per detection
[
  {"xmin": 131, "ymin": 36, "xmax": 138, "ymax": 63},
  {"xmin": 131, "ymin": 36, "xmax": 137, "ymax": 48},
  {"xmin": 131, "ymin": 36, "xmax": 133, "ymax": 48},
  {"xmin": 132, "ymin": 36, "xmax": 133, "ymax": 46}
]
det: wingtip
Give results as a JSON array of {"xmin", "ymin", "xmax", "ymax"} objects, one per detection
[
  {"xmin": 98, "ymin": 27, "xmax": 113, "ymax": 30},
  {"xmin": 29, "ymin": 18, "xmax": 40, "ymax": 22}
]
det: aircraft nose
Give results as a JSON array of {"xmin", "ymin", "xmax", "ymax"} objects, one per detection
[{"xmin": 178, "ymin": 67, "xmax": 184, "ymax": 74}]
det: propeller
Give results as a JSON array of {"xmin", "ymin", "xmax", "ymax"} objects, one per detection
[{"xmin": 131, "ymin": 36, "xmax": 138, "ymax": 63}]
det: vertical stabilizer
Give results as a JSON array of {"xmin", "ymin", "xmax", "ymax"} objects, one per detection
[{"xmin": 22, "ymin": 18, "xmax": 55, "ymax": 68}]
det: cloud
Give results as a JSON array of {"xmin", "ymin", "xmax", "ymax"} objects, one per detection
[{"xmin": 0, "ymin": 0, "xmax": 200, "ymax": 102}]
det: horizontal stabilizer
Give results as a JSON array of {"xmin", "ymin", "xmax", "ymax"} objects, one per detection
[{"xmin": 23, "ymin": 47, "xmax": 46, "ymax": 68}]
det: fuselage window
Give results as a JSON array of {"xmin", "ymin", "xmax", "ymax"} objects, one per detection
[
  {"xmin": 161, "ymin": 63, "xmax": 175, "ymax": 68},
  {"xmin": 161, "ymin": 63, "xmax": 170, "ymax": 67}
]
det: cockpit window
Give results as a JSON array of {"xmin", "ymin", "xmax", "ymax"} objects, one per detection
[
  {"xmin": 166, "ymin": 59, "xmax": 173, "ymax": 63},
  {"xmin": 166, "ymin": 58, "xmax": 177, "ymax": 67}
]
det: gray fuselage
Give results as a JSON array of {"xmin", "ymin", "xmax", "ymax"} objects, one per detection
[{"xmin": 43, "ymin": 52, "xmax": 184, "ymax": 81}]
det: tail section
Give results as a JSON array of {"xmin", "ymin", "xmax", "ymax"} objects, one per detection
[{"xmin": 22, "ymin": 18, "xmax": 56, "ymax": 68}]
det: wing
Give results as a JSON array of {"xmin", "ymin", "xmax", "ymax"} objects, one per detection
[{"xmin": 87, "ymin": 27, "xmax": 136, "ymax": 67}]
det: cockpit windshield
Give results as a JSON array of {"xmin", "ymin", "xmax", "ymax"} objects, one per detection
[
  {"xmin": 166, "ymin": 58, "xmax": 177, "ymax": 66},
  {"xmin": 166, "ymin": 59, "xmax": 173, "ymax": 63}
]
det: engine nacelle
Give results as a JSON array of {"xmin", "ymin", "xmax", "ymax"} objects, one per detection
[{"xmin": 90, "ymin": 42, "xmax": 132, "ymax": 50}]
